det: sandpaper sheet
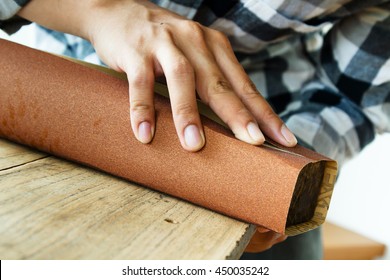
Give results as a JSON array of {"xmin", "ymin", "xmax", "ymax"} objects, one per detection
[{"xmin": 0, "ymin": 39, "xmax": 337, "ymax": 235}]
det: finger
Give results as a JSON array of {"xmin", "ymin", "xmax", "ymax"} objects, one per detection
[
  {"xmin": 154, "ymin": 42, "xmax": 205, "ymax": 152},
  {"xmin": 123, "ymin": 54, "xmax": 155, "ymax": 144},
  {"xmin": 174, "ymin": 22, "xmax": 265, "ymax": 145},
  {"xmin": 244, "ymin": 231, "xmax": 280, "ymax": 253},
  {"xmin": 205, "ymin": 29, "xmax": 297, "ymax": 147}
]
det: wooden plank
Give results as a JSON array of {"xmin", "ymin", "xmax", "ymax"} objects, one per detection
[
  {"xmin": 0, "ymin": 139, "xmax": 47, "ymax": 170},
  {"xmin": 323, "ymin": 222, "xmax": 386, "ymax": 260},
  {"xmin": 0, "ymin": 146, "xmax": 255, "ymax": 259}
]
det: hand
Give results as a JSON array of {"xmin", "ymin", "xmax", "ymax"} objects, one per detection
[
  {"xmin": 19, "ymin": 0, "xmax": 298, "ymax": 151},
  {"xmin": 245, "ymin": 227, "xmax": 287, "ymax": 253}
]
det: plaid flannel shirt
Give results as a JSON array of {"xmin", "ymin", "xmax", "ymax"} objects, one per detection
[{"xmin": 1, "ymin": 0, "xmax": 390, "ymax": 166}]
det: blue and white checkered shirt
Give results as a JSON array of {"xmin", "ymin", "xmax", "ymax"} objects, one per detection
[{"xmin": 1, "ymin": 0, "xmax": 390, "ymax": 166}]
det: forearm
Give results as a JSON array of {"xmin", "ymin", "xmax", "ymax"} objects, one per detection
[{"xmin": 17, "ymin": 0, "xmax": 104, "ymax": 40}]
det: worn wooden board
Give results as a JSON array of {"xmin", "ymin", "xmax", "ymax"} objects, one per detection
[
  {"xmin": 0, "ymin": 139, "xmax": 47, "ymax": 170},
  {"xmin": 0, "ymin": 139, "xmax": 255, "ymax": 259}
]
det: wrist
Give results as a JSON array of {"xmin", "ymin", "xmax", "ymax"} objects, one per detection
[
  {"xmin": 82, "ymin": 0, "xmax": 142, "ymax": 44},
  {"xmin": 17, "ymin": 0, "xmax": 99, "ymax": 41}
]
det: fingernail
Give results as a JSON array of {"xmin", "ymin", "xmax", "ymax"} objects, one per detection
[
  {"xmin": 246, "ymin": 122, "xmax": 264, "ymax": 143},
  {"xmin": 281, "ymin": 124, "xmax": 297, "ymax": 145},
  {"xmin": 184, "ymin": 124, "xmax": 204, "ymax": 150},
  {"xmin": 138, "ymin": 121, "xmax": 153, "ymax": 143}
]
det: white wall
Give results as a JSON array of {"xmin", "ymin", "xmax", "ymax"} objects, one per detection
[{"xmin": 327, "ymin": 133, "xmax": 390, "ymax": 259}]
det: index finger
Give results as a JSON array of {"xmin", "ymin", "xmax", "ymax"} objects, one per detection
[{"xmin": 155, "ymin": 42, "xmax": 205, "ymax": 152}]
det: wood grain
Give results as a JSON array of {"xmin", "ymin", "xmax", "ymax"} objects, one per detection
[
  {"xmin": 0, "ymin": 139, "xmax": 255, "ymax": 259},
  {"xmin": 0, "ymin": 139, "xmax": 47, "ymax": 170}
]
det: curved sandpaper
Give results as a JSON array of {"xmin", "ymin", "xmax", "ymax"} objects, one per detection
[{"xmin": 0, "ymin": 39, "xmax": 337, "ymax": 235}]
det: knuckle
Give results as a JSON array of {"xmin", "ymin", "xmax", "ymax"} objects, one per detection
[
  {"xmin": 210, "ymin": 29, "xmax": 230, "ymax": 47},
  {"xmin": 155, "ymin": 24, "xmax": 174, "ymax": 41},
  {"xmin": 133, "ymin": 34, "xmax": 147, "ymax": 50},
  {"xmin": 241, "ymin": 80, "xmax": 260, "ymax": 102},
  {"xmin": 182, "ymin": 20, "xmax": 204, "ymax": 38},
  {"xmin": 235, "ymin": 107, "xmax": 253, "ymax": 124},
  {"xmin": 242, "ymin": 79, "xmax": 259, "ymax": 94},
  {"xmin": 174, "ymin": 103, "xmax": 196, "ymax": 119},
  {"xmin": 224, "ymin": 107, "xmax": 250, "ymax": 129},
  {"xmin": 211, "ymin": 79, "xmax": 233, "ymax": 94},
  {"xmin": 236, "ymin": 106, "xmax": 250, "ymax": 116},
  {"xmin": 129, "ymin": 72, "xmax": 151, "ymax": 89},
  {"xmin": 170, "ymin": 57, "xmax": 193, "ymax": 76},
  {"xmin": 206, "ymin": 78, "xmax": 233, "ymax": 110},
  {"xmin": 130, "ymin": 99, "xmax": 152, "ymax": 117}
]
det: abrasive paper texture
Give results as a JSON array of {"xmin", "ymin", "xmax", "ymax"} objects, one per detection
[{"xmin": 0, "ymin": 39, "xmax": 337, "ymax": 235}]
